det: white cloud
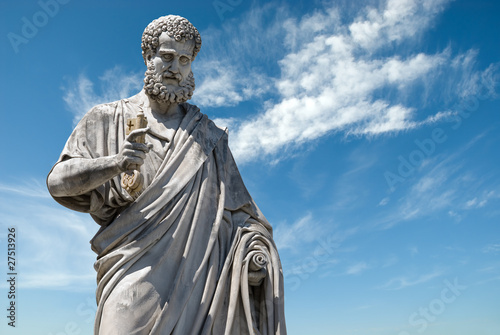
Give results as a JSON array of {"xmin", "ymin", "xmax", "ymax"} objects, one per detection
[
  {"xmin": 213, "ymin": 0, "xmax": 492, "ymax": 163},
  {"xmin": 193, "ymin": 60, "xmax": 271, "ymax": 107},
  {"xmin": 59, "ymin": 0, "xmax": 497, "ymax": 165},
  {"xmin": 62, "ymin": 66, "xmax": 142, "ymax": 126},
  {"xmin": 191, "ymin": 4, "xmax": 282, "ymax": 108},
  {"xmin": 349, "ymin": 0, "xmax": 450, "ymax": 50}
]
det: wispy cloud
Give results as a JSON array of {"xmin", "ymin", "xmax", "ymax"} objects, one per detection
[
  {"xmin": 192, "ymin": 4, "xmax": 284, "ymax": 108},
  {"xmin": 273, "ymin": 213, "xmax": 325, "ymax": 251},
  {"xmin": 482, "ymin": 244, "xmax": 500, "ymax": 254},
  {"xmin": 477, "ymin": 263, "xmax": 500, "ymax": 273},
  {"xmin": 464, "ymin": 191, "xmax": 498, "ymax": 209},
  {"xmin": 62, "ymin": 66, "xmax": 142, "ymax": 125},
  {"xmin": 473, "ymin": 276, "xmax": 500, "ymax": 286},
  {"xmin": 346, "ymin": 262, "xmax": 369, "ymax": 275},
  {"xmin": 376, "ymin": 132, "xmax": 500, "ymax": 228},
  {"xmin": 377, "ymin": 156, "xmax": 460, "ymax": 228},
  {"xmin": 0, "ymin": 182, "xmax": 97, "ymax": 291},
  {"xmin": 355, "ymin": 304, "xmax": 376, "ymax": 311},
  {"xmin": 409, "ymin": 246, "xmax": 419, "ymax": 256},
  {"xmin": 0, "ymin": 178, "xmax": 51, "ymax": 198},
  {"xmin": 382, "ymin": 255, "xmax": 399, "ymax": 268},
  {"xmin": 378, "ymin": 197, "xmax": 390, "ymax": 206},
  {"xmin": 278, "ymin": 216, "xmax": 359, "ymax": 279},
  {"xmin": 379, "ymin": 269, "xmax": 444, "ymax": 290}
]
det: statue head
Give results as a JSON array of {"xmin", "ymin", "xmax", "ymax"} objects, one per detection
[
  {"xmin": 141, "ymin": 15, "xmax": 202, "ymax": 64},
  {"xmin": 141, "ymin": 15, "xmax": 202, "ymax": 104}
]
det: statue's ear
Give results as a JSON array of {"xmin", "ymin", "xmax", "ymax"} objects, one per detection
[{"xmin": 144, "ymin": 50, "xmax": 153, "ymax": 64}]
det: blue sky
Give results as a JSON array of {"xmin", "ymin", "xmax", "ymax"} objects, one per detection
[{"xmin": 1, "ymin": 0, "xmax": 499, "ymax": 334}]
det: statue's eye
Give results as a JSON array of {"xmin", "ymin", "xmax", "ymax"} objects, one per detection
[
  {"xmin": 162, "ymin": 54, "xmax": 173, "ymax": 61},
  {"xmin": 179, "ymin": 56, "xmax": 190, "ymax": 65}
]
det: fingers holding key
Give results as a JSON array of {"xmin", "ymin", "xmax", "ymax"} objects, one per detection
[
  {"xmin": 126, "ymin": 127, "xmax": 150, "ymax": 143},
  {"xmin": 116, "ymin": 135, "xmax": 152, "ymax": 172}
]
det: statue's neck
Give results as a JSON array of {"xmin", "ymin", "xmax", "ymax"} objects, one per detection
[{"xmin": 136, "ymin": 90, "xmax": 183, "ymax": 119}]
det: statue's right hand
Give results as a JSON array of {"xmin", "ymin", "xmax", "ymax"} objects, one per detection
[{"xmin": 114, "ymin": 127, "xmax": 153, "ymax": 172}]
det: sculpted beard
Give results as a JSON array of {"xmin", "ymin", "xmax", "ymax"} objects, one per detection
[{"xmin": 143, "ymin": 61, "xmax": 195, "ymax": 104}]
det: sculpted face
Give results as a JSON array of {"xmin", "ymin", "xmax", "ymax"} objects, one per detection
[
  {"xmin": 154, "ymin": 33, "xmax": 194, "ymax": 89},
  {"xmin": 144, "ymin": 32, "xmax": 196, "ymax": 104}
]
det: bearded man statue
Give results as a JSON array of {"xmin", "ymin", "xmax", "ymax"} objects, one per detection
[{"xmin": 47, "ymin": 15, "xmax": 286, "ymax": 335}]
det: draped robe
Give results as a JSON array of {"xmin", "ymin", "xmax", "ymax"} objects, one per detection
[{"xmin": 48, "ymin": 95, "xmax": 286, "ymax": 335}]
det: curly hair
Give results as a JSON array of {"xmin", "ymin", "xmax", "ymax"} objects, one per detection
[{"xmin": 141, "ymin": 15, "xmax": 202, "ymax": 63}]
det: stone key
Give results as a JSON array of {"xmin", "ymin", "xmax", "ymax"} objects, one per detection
[
  {"xmin": 121, "ymin": 111, "xmax": 148, "ymax": 198},
  {"xmin": 126, "ymin": 111, "xmax": 148, "ymax": 143}
]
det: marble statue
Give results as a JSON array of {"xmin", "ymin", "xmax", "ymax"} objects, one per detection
[{"xmin": 47, "ymin": 15, "xmax": 286, "ymax": 335}]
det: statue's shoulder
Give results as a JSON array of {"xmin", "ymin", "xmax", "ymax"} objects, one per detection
[
  {"xmin": 181, "ymin": 102, "xmax": 202, "ymax": 116},
  {"xmin": 181, "ymin": 102, "xmax": 228, "ymax": 134},
  {"xmin": 87, "ymin": 99, "xmax": 126, "ymax": 116},
  {"xmin": 78, "ymin": 98, "xmax": 134, "ymax": 126}
]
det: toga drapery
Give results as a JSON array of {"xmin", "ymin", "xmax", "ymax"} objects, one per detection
[{"xmin": 49, "ymin": 95, "xmax": 286, "ymax": 335}]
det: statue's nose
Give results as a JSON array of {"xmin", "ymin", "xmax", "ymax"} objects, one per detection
[{"xmin": 169, "ymin": 58, "xmax": 179, "ymax": 73}]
